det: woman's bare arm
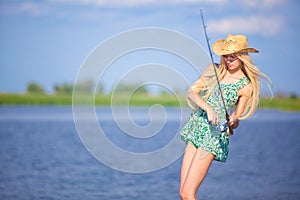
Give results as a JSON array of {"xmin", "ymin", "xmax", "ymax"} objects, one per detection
[
  {"xmin": 187, "ymin": 77, "xmax": 220, "ymax": 124},
  {"xmin": 187, "ymin": 76, "xmax": 211, "ymax": 110},
  {"xmin": 229, "ymin": 84, "xmax": 252, "ymax": 128}
]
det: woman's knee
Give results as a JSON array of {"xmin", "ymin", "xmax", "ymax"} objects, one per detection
[{"xmin": 179, "ymin": 187, "xmax": 196, "ymax": 200}]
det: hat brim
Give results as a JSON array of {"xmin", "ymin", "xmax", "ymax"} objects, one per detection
[{"xmin": 212, "ymin": 39, "xmax": 259, "ymax": 55}]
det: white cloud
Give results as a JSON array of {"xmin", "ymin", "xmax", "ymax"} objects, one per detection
[
  {"xmin": 19, "ymin": 2, "xmax": 48, "ymax": 16},
  {"xmin": 0, "ymin": 2, "xmax": 49, "ymax": 16},
  {"xmin": 207, "ymin": 15, "xmax": 284, "ymax": 36},
  {"xmin": 48, "ymin": 0, "xmax": 226, "ymax": 7},
  {"xmin": 1, "ymin": 0, "xmax": 287, "ymax": 18},
  {"xmin": 238, "ymin": 0, "xmax": 286, "ymax": 8},
  {"xmin": 48, "ymin": 0, "xmax": 285, "ymax": 8}
]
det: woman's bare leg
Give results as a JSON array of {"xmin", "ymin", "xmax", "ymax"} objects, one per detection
[
  {"xmin": 179, "ymin": 147, "xmax": 215, "ymax": 200},
  {"xmin": 180, "ymin": 143, "xmax": 197, "ymax": 191}
]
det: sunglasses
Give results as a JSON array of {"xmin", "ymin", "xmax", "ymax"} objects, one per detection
[{"xmin": 223, "ymin": 55, "xmax": 238, "ymax": 62}]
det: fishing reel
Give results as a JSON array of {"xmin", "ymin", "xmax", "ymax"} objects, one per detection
[
  {"xmin": 217, "ymin": 123, "xmax": 227, "ymax": 132},
  {"xmin": 217, "ymin": 120, "xmax": 233, "ymax": 136}
]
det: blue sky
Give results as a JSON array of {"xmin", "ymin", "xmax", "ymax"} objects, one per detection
[{"xmin": 0, "ymin": 0, "xmax": 299, "ymax": 96}]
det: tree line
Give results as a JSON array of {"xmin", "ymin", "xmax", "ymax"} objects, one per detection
[
  {"xmin": 26, "ymin": 80, "xmax": 150, "ymax": 95},
  {"xmin": 27, "ymin": 81, "xmax": 299, "ymax": 98}
]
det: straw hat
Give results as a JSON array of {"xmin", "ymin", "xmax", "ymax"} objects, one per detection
[{"xmin": 212, "ymin": 34, "xmax": 259, "ymax": 55}]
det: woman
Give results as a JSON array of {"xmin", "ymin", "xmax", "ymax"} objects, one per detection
[{"xmin": 179, "ymin": 34, "xmax": 271, "ymax": 200}]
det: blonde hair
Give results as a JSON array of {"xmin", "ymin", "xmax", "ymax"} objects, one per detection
[{"xmin": 187, "ymin": 52, "xmax": 271, "ymax": 120}]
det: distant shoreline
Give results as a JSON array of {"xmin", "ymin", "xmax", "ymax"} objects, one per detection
[{"xmin": 0, "ymin": 93, "xmax": 299, "ymax": 111}]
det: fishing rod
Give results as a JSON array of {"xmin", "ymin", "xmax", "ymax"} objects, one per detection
[{"xmin": 200, "ymin": 9, "xmax": 233, "ymax": 135}]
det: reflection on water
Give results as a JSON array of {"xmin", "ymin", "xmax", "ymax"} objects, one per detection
[{"xmin": 0, "ymin": 106, "xmax": 299, "ymax": 200}]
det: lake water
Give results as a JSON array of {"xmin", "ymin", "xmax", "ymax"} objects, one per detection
[{"xmin": 0, "ymin": 106, "xmax": 299, "ymax": 200}]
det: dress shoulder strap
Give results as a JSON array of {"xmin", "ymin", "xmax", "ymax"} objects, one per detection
[{"xmin": 236, "ymin": 77, "xmax": 250, "ymax": 90}]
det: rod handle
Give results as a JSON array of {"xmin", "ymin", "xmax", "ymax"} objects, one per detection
[{"xmin": 227, "ymin": 125, "xmax": 234, "ymax": 136}]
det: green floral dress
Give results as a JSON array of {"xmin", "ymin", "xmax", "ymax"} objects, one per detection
[{"xmin": 180, "ymin": 76, "xmax": 250, "ymax": 162}]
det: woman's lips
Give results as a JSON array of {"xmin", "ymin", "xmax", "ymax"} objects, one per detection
[{"xmin": 227, "ymin": 63, "xmax": 233, "ymax": 67}]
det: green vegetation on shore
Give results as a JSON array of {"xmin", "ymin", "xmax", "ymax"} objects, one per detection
[
  {"xmin": 259, "ymin": 97, "xmax": 300, "ymax": 111},
  {"xmin": 6, "ymin": 81, "xmax": 296, "ymax": 111},
  {"xmin": 0, "ymin": 93, "xmax": 186, "ymax": 107},
  {"xmin": 0, "ymin": 93, "xmax": 299, "ymax": 111}
]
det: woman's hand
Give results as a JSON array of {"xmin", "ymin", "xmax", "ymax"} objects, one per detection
[
  {"xmin": 206, "ymin": 107, "xmax": 219, "ymax": 125},
  {"xmin": 228, "ymin": 115, "xmax": 239, "ymax": 129}
]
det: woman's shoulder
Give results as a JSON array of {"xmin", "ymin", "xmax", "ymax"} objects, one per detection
[{"xmin": 238, "ymin": 83, "xmax": 252, "ymax": 97}]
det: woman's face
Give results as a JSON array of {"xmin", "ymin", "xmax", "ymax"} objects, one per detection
[{"xmin": 223, "ymin": 54, "xmax": 242, "ymax": 71}]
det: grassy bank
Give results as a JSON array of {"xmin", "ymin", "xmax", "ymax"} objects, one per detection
[
  {"xmin": 0, "ymin": 93, "xmax": 299, "ymax": 111},
  {"xmin": 259, "ymin": 97, "xmax": 300, "ymax": 111},
  {"xmin": 0, "ymin": 93, "xmax": 186, "ymax": 107}
]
